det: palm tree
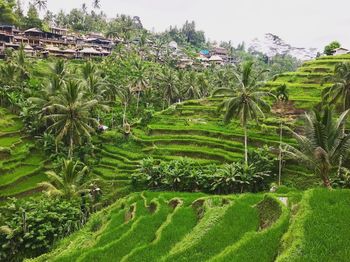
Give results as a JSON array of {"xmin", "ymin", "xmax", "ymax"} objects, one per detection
[
  {"xmin": 43, "ymin": 80, "xmax": 99, "ymax": 157},
  {"xmin": 92, "ymin": 0, "xmax": 101, "ymax": 9},
  {"xmin": 84, "ymin": 74, "xmax": 108, "ymax": 102},
  {"xmin": 153, "ymin": 38, "xmax": 165, "ymax": 61},
  {"xmin": 14, "ymin": 45, "xmax": 29, "ymax": 84},
  {"xmin": 323, "ymin": 62, "xmax": 350, "ymax": 112},
  {"xmin": 275, "ymin": 84, "xmax": 289, "ymax": 185},
  {"xmin": 322, "ymin": 62, "xmax": 350, "ymax": 173},
  {"xmin": 275, "ymin": 84, "xmax": 289, "ymax": 102},
  {"xmin": 81, "ymin": 61, "xmax": 98, "ymax": 80},
  {"xmin": 158, "ymin": 67, "xmax": 179, "ymax": 107},
  {"xmin": 284, "ymin": 107, "xmax": 350, "ymax": 188},
  {"xmin": 213, "ymin": 61, "xmax": 272, "ymax": 166},
  {"xmin": 50, "ymin": 59, "xmax": 67, "ymax": 78},
  {"xmin": 129, "ymin": 59, "xmax": 149, "ymax": 111},
  {"xmin": 39, "ymin": 159, "xmax": 89, "ymax": 199},
  {"xmin": 183, "ymin": 71, "xmax": 202, "ymax": 100},
  {"xmin": 33, "ymin": 0, "xmax": 47, "ymax": 11},
  {"xmin": 116, "ymin": 86, "xmax": 133, "ymax": 126}
]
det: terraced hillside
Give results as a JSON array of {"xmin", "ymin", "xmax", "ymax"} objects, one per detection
[
  {"xmin": 91, "ymin": 54, "xmax": 350, "ymax": 190},
  {"xmin": 0, "ymin": 108, "xmax": 48, "ymax": 201},
  {"xmin": 264, "ymin": 54, "xmax": 350, "ymax": 109},
  {"xmin": 32, "ymin": 189, "xmax": 350, "ymax": 262}
]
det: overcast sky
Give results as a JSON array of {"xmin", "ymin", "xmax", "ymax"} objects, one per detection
[{"xmin": 26, "ymin": 0, "xmax": 350, "ymax": 50}]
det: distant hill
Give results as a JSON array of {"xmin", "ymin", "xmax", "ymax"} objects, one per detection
[{"xmin": 248, "ymin": 33, "xmax": 318, "ymax": 61}]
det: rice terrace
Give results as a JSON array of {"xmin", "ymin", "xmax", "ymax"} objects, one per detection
[{"xmin": 1, "ymin": 0, "xmax": 350, "ymax": 261}]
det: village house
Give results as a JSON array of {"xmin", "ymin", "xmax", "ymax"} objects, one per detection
[
  {"xmin": 0, "ymin": 24, "xmax": 117, "ymax": 59},
  {"xmin": 211, "ymin": 46, "xmax": 228, "ymax": 60},
  {"xmin": 332, "ymin": 47, "xmax": 350, "ymax": 56}
]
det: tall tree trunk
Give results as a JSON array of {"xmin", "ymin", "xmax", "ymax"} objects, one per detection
[
  {"xmin": 338, "ymin": 101, "xmax": 347, "ymax": 176},
  {"xmin": 244, "ymin": 125, "xmax": 248, "ymax": 166},
  {"xmin": 123, "ymin": 102, "xmax": 127, "ymax": 125},
  {"xmin": 278, "ymin": 120, "xmax": 283, "ymax": 186},
  {"xmin": 136, "ymin": 92, "xmax": 140, "ymax": 111},
  {"xmin": 69, "ymin": 136, "xmax": 74, "ymax": 158},
  {"xmin": 323, "ymin": 176, "xmax": 332, "ymax": 189}
]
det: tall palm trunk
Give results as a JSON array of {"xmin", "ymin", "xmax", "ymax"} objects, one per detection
[
  {"xmin": 69, "ymin": 136, "xmax": 74, "ymax": 158},
  {"xmin": 136, "ymin": 91, "xmax": 140, "ymax": 111},
  {"xmin": 278, "ymin": 120, "xmax": 283, "ymax": 185},
  {"xmin": 320, "ymin": 163, "xmax": 332, "ymax": 189},
  {"xmin": 123, "ymin": 102, "xmax": 127, "ymax": 125},
  {"xmin": 338, "ymin": 101, "xmax": 347, "ymax": 176},
  {"xmin": 323, "ymin": 177, "xmax": 332, "ymax": 189},
  {"xmin": 244, "ymin": 125, "xmax": 248, "ymax": 166}
]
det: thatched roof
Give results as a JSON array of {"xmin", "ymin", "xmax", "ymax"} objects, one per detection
[
  {"xmin": 25, "ymin": 28, "xmax": 43, "ymax": 33},
  {"xmin": 45, "ymin": 46, "xmax": 60, "ymax": 52},
  {"xmin": 24, "ymin": 44, "xmax": 33, "ymax": 50},
  {"xmin": 209, "ymin": 55, "xmax": 223, "ymax": 62},
  {"xmin": 79, "ymin": 47, "xmax": 101, "ymax": 54}
]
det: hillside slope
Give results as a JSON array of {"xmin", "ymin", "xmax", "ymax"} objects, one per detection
[
  {"xmin": 0, "ymin": 108, "xmax": 48, "ymax": 201},
  {"xmin": 90, "ymin": 54, "xmax": 350, "ymax": 190},
  {"xmin": 31, "ymin": 189, "xmax": 350, "ymax": 262}
]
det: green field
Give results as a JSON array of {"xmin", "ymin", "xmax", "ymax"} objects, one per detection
[
  {"xmin": 31, "ymin": 188, "xmax": 350, "ymax": 262},
  {"xmin": 0, "ymin": 108, "xmax": 48, "ymax": 200}
]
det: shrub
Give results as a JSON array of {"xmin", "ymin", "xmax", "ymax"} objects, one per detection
[
  {"xmin": 323, "ymin": 41, "xmax": 341, "ymax": 56},
  {"xmin": 332, "ymin": 167, "xmax": 350, "ymax": 189},
  {"xmin": 132, "ymin": 147, "xmax": 275, "ymax": 194},
  {"xmin": 0, "ymin": 197, "xmax": 84, "ymax": 261}
]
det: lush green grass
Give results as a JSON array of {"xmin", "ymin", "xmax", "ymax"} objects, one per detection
[
  {"xmin": 0, "ymin": 135, "xmax": 22, "ymax": 147},
  {"xmin": 277, "ymin": 189, "xmax": 350, "ymax": 262},
  {"xmin": 126, "ymin": 197, "xmax": 199, "ymax": 261},
  {"xmin": 165, "ymin": 195, "xmax": 261, "ymax": 261},
  {"xmin": 0, "ymin": 172, "xmax": 47, "ymax": 198},
  {"xmin": 0, "ymin": 107, "xmax": 47, "ymax": 200},
  {"xmin": 33, "ymin": 190, "xmax": 350, "ymax": 262},
  {"xmin": 0, "ymin": 164, "xmax": 43, "ymax": 187},
  {"xmin": 211, "ymin": 196, "xmax": 289, "ymax": 262}
]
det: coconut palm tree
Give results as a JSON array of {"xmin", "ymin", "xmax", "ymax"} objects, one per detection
[
  {"xmin": 43, "ymin": 80, "xmax": 99, "ymax": 157},
  {"xmin": 50, "ymin": 59, "xmax": 67, "ymax": 78},
  {"xmin": 129, "ymin": 59, "xmax": 149, "ymax": 111},
  {"xmin": 158, "ymin": 67, "xmax": 179, "ymax": 107},
  {"xmin": 81, "ymin": 61, "xmax": 98, "ymax": 80},
  {"xmin": 284, "ymin": 107, "xmax": 350, "ymax": 188},
  {"xmin": 322, "ymin": 62, "xmax": 350, "ymax": 173},
  {"xmin": 84, "ymin": 74, "xmax": 108, "ymax": 102},
  {"xmin": 322, "ymin": 62, "xmax": 350, "ymax": 112},
  {"xmin": 92, "ymin": 0, "xmax": 101, "ymax": 9},
  {"xmin": 33, "ymin": 0, "xmax": 47, "ymax": 11},
  {"xmin": 213, "ymin": 61, "xmax": 272, "ymax": 166},
  {"xmin": 39, "ymin": 159, "xmax": 89, "ymax": 199},
  {"xmin": 183, "ymin": 71, "xmax": 202, "ymax": 100},
  {"xmin": 14, "ymin": 45, "xmax": 29, "ymax": 84},
  {"xmin": 275, "ymin": 84, "xmax": 289, "ymax": 102},
  {"xmin": 275, "ymin": 84, "xmax": 289, "ymax": 185},
  {"xmin": 115, "ymin": 86, "xmax": 133, "ymax": 126}
]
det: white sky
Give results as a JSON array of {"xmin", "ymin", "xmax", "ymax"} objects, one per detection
[{"xmin": 24, "ymin": 0, "xmax": 350, "ymax": 50}]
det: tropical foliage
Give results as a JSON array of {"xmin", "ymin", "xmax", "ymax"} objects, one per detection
[
  {"xmin": 132, "ymin": 147, "xmax": 275, "ymax": 194},
  {"xmin": 284, "ymin": 107, "xmax": 350, "ymax": 188},
  {"xmin": 213, "ymin": 61, "xmax": 274, "ymax": 165},
  {"xmin": 0, "ymin": 197, "xmax": 84, "ymax": 261}
]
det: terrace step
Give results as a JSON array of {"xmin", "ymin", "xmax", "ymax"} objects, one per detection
[
  {"xmin": 143, "ymin": 145, "xmax": 242, "ymax": 163},
  {"xmin": 165, "ymin": 195, "xmax": 261, "ymax": 262},
  {"xmin": 79, "ymin": 197, "xmax": 172, "ymax": 261},
  {"xmin": 0, "ymin": 164, "xmax": 44, "ymax": 189}
]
